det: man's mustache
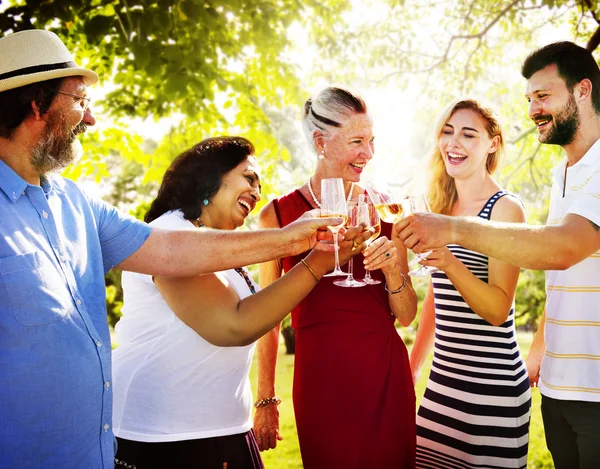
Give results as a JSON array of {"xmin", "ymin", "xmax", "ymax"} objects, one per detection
[{"xmin": 73, "ymin": 122, "xmax": 87, "ymax": 135}]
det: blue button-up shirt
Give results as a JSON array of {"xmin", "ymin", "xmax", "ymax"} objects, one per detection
[{"xmin": 0, "ymin": 160, "xmax": 152, "ymax": 468}]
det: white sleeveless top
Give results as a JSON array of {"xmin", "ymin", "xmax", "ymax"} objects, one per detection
[{"xmin": 112, "ymin": 210, "xmax": 258, "ymax": 442}]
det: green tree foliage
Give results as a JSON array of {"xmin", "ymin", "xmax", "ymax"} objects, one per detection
[
  {"xmin": 0, "ymin": 0, "xmax": 352, "ymax": 326},
  {"xmin": 0, "ymin": 0, "xmax": 348, "ymax": 119},
  {"xmin": 0, "ymin": 0, "xmax": 350, "ymax": 195}
]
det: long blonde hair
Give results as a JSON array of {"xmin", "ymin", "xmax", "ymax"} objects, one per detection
[{"xmin": 428, "ymin": 98, "xmax": 505, "ymax": 215}]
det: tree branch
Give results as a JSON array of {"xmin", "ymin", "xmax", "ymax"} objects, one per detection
[
  {"xmin": 528, "ymin": 143, "xmax": 542, "ymax": 192},
  {"xmin": 587, "ymin": 25, "xmax": 600, "ymax": 51},
  {"xmin": 373, "ymin": 0, "xmax": 523, "ymax": 84},
  {"xmin": 452, "ymin": 0, "xmax": 523, "ymax": 40},
  {"xmin": 460, "ymin": 38, "xmax": 482, "ymax": 92},
  {"xmin": 507, "ymin": 126, "xmax": 536, "ymax": 145},
  {"xmin": 114, "ymin": 11, "xmax": 130, "ymax": 42},
  {"xmin": 502, "ymin": 139, "xmax": 541, "ymax": 188},
  {"xmin": 583, "ymin": 0, "xmax": 600, "ymax": 51}
]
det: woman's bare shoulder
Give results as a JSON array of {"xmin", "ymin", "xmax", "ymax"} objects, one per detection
[{"xmin": 491, "ymin": 193, "xmax": 526, "ymax": 223}]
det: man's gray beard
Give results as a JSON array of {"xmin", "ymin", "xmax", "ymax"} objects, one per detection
[{"xmin": 30, "ymin": 123, "xmax": 85, "ymax": 174}]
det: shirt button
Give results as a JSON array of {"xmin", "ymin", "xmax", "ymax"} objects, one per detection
[
  {"xmin": 96, "ymin": 340, "xmax": 102, "ymax": 347},
  {"xmin": 42, "ymin": 211, "xmax": 49, "ymax": 219},
  {"xmin": 105, "ymin": 381, "xmax": 111, "ymax": 390},
  {"xmin": 75, "ymin": 299, "xmax": 82, "ymax": 306},
  {"xmin": 104, "ymin": 423, "xmax": 110, "ymax": 431}
]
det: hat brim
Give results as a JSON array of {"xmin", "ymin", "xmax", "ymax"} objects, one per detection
[{"xmin": 0, "ymin": 66, "xmax": 98, "ymax": 93}]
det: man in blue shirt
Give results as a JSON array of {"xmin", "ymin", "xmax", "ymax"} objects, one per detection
[{"xmin": 0, "ymin": 29, "xmax": 340, "ymax": 468}]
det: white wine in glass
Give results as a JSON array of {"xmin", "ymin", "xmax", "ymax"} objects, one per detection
[
  {"xmin": 321, "ymin": 178, "xmax": 349, "ymax": 277},
  {"xmin": 365, "ymin": 180, "xmax": 407, "ymax": 224},
  {"xmin": 374, "ymin": 203, "xmax": 403, "ymax": 224}
]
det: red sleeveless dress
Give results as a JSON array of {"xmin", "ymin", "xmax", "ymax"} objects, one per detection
[{"xmin": 273, "ymin": 189, "xmax": 416, "ymax": 469}]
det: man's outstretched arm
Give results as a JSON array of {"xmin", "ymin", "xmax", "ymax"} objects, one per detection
[
  {"xmin": 117, "ymin": 215, "xmax": 342, "ymax": 277},
  {"xmin": 395, "ymin": 212, "xmax": 600, "ymax": 271}
]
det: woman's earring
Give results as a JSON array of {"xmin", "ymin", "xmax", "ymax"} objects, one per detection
[
  {"xmin": 203, "ymin": 199, "xmax": 209, "ymax": 206},
  {"xmin": 318, "ymin": 150, "xmax": 325, "ymax": 160}
]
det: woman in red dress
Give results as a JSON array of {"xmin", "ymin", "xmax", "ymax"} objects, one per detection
[{"xmin": 254, "ymin": 86, "xmax": 418, "ymax": 468}]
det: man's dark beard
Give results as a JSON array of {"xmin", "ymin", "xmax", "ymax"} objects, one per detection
[
  {"xmin": 538, "ymin": 93, "xmax": 580, "ymax": 146},
  {"xmin": 30, "ymin": 110, "xmax": 87, "ymax": 174}
]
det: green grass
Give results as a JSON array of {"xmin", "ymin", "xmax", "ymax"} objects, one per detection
[{"xmin": 249, "ymin": 331, "xmax": 555, "ymax": 469}]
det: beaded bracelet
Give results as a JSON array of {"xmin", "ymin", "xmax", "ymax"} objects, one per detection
[
  {"xmin": 385, "ymin": 273, "xmax": 407, "ymax": 294},
  {"xmin": 254, "ymin": 396, "xmax": 282, "ymax": 408}
]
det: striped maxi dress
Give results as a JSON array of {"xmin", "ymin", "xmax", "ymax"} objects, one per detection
[{"xmin": 415, "ymin": 191, "xmax": 532, "ymax": 469}]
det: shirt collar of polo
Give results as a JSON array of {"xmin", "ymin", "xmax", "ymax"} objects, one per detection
[{"xmin": 551, "ymin": 137, "xmax": 600, "ymax": 184}]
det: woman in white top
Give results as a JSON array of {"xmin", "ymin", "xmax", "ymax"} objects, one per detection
[{"xmin": 112, "ymin": 136, "xmax": 375, "ymax": 469}]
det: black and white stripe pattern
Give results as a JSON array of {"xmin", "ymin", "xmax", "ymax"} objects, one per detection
[{"xmin": 416, "ymin": 191, "xmax": 532, "ymax": 469}]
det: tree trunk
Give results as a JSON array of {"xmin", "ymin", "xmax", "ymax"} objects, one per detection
[{"xmin": 281, "ymin": 325, "xmax": 296, "ymax": 354}]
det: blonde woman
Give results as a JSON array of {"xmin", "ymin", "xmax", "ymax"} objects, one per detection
[{"xmin": 409, "ymin": 99, "xmax": 531, "ymax": 469}]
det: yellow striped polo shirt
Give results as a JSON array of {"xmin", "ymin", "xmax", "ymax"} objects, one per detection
[{"xmin": 541, "ymin": 138, "xmax": 600, "ymax": 402}]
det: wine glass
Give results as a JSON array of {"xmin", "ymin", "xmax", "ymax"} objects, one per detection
[
  {"xmin": 358, "ymin": 194, "xmax": 382, "ymax": 285},
  {"xmin": 404, "ymin": 194, "xmax": 439, "ymax": 277},
  {"xmin": 321, "ymin": 178, "xmax": 348, "ymax": 277},
  {"xmin": 364, "ymin": 180, "xmax": 407, "ymax": 224},
  {"xmin": 334, "ymin": 201, "xmax": 366, "ymax": 287}
]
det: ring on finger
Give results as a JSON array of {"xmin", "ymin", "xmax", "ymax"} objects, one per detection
[
  {"xmin": 385, "ymin": 252, "xmax": 391, "ymax": 258},
  {"xmin": 352, "ymin": 239, "xmax": 360, "ymax": 249}
]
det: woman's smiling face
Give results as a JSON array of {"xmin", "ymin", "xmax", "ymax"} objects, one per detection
[
  {"xmin": 319, "ymin": 112, "xmax": 375, "ymax": 183},
  {"xmin": 203, "ymin": 156, "xmax": 262, "ymax": 230},
  {"xmin": 438, "ymin": 108, "xmax": 499, "ymax": 181}
]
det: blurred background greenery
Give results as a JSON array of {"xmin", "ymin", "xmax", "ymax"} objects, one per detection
[{"xmin": 4, "ymin": 1, "xmax": 598, "ymax": 466}]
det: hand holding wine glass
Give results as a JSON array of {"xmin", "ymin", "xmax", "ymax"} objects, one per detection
[{"xmin": 404, "ymin": 194, "xmax": 439, "ymax": 277}]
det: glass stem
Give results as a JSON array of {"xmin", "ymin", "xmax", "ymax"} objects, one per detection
[
  {"xmin": 363, "ymin": 247, "xmax": 373, "ymax": 280},
  {"xmin": 347, "ymin": 257, "xmax": 354, "ymax": 280},
  {"xmin": 333, "ymin": 236, "xmax": 341, "ymax": 270}
]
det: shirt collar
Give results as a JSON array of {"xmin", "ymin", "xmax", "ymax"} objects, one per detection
[
  {"xmin": 0, "ymin": 160, "xmax": 56, "ymax": 203},
  {"xmin": 574, "ymin": 137, "xmax": 600, "ymax": 167},
  {"xmin": 0, "ymin": 159, "xmax": 29, "ymax": 203},
  {"xmin": 551, "ymin": 137, "xmax": 600, "ymax": 184}
]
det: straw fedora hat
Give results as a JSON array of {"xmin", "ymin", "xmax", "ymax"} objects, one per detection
[{"xmin": 0, "ymin": 29, "xmax": 98, "ymax": 92}]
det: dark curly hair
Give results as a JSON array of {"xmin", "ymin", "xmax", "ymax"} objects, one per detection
[
  {"xmin": 0, "ymin": 78, "xmax": 63, "ymax": 138},
  {"xmin": 145, "ymin": 136, "xmax": 255, "ymax": 224}
]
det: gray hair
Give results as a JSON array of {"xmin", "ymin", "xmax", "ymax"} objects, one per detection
[{"xmin": 302, "ymin": 86, "xmax": 368, "ymax": 153}]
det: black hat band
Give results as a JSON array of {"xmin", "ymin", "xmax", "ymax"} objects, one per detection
[{"xmin": 0, "ymin": 61, "xmax": 78, "ymax": 81}]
